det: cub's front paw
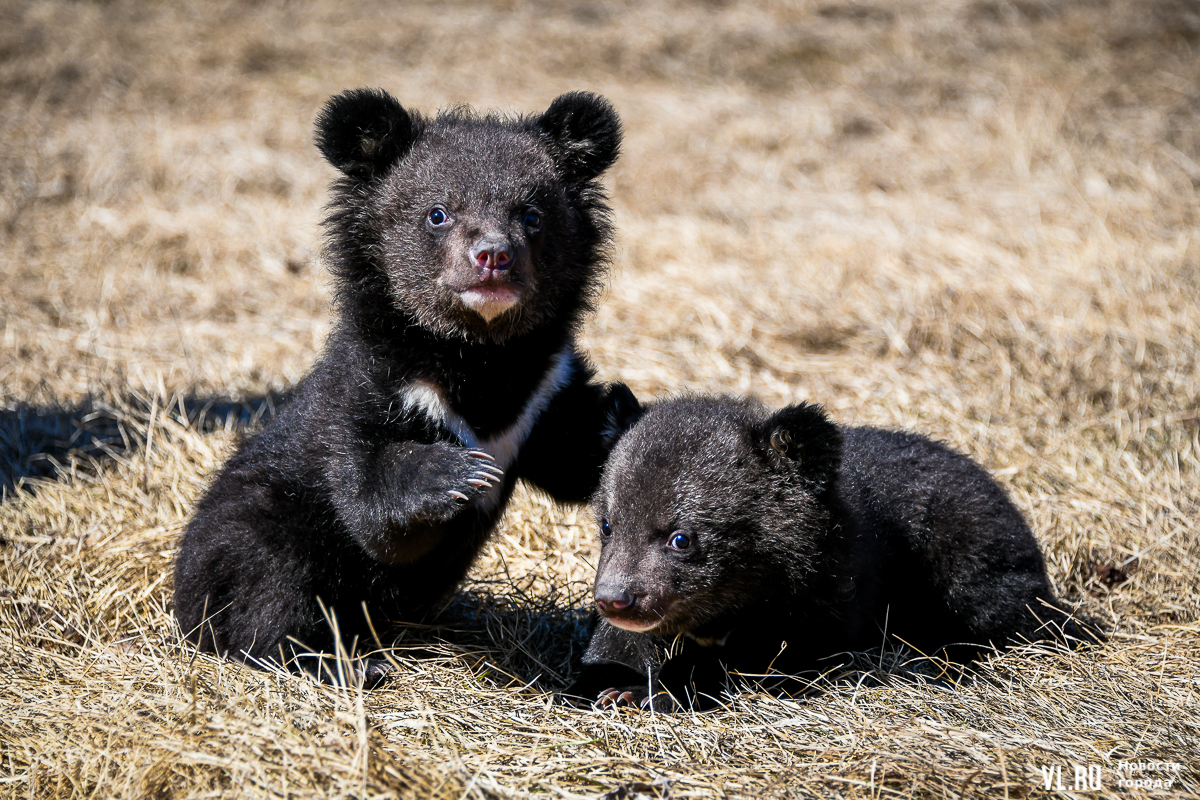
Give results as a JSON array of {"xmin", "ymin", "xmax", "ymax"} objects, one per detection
[
  {"xmin": 357, "ymin": 657, "xmax": 396, "ymax": 689},
  {"xmin": 443, "ymin": 449, "xmax": 505, "ymax": 506},
  {"xmin": 408, "ymin": 443, "xmax": 505, "ymax": 522},
  {"xmin": 596, "ymin": 685, "xmax": 679, "ymax": 712}
]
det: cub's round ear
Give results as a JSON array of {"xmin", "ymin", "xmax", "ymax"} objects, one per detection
[
  {"xmin": 757, "ymin": 402, "xmax": 842, "ymax": 488},
  {"xmin": 315, "ymin": 88, "xmax": 418, "ymax": 179},
  {"xmin": 602, "ymin": 383, "xmax": 642, "ymax": 450},
  {"xmin": 535, "ymin": 92, "xmax": 622, "ymax": 184}
]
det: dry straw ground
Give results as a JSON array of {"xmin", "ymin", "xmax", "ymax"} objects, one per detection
[{"xmin": 2, "ymin": 0, "xmax": 1198, "ymax": 797}]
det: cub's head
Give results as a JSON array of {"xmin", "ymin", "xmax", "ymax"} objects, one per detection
[
  {"xmin": 591, "ymin": 397, "xmax": 842, "ymax": 638},
  {"xmin": 315, "ymin": 88, "xmax": 621, "ymax": 343}
]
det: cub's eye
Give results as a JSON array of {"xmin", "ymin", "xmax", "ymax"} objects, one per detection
[
  {"xmin": 667, "ymin": 532, "xmax": 692, "ymax": 551},
  {"xmin": 522, "ymin": 207, "xmax": 542, "ymax": 232},
  {"xmin": 599, "ymin": 519, "xmax": 612, "ymax": 539},
  {"xmin": 427, "ymin": 206, "xmax": 450, "ymax": 227}
]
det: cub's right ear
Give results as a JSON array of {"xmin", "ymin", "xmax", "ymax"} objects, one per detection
[
  {"xmin": 756, "ymin": 402, "xmax": 842, "ymax": 490},
  {"xmin": 315, "ymin": 88, "xmax": 419, "ymax": 179},
  {"xmin": 601, "ymin": 383, "xmax": 642, "ymax": 450}
]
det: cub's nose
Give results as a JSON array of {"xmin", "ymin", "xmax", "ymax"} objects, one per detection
[
  {"xmin": 470, "ymin": 239, "xmax": 513, "ymax": 273},
  {"xmin": 594, "ymin": 584, "xmax": 636, "ymax": 616}
]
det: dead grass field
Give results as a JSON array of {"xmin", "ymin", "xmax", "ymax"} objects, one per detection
[{"xmin": 2, "ymin": 0, "xmax": 1199, "ymax": 796}]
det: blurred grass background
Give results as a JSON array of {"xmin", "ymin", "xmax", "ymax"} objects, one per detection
[{"xmin": 1, "ymin": 0, "xmax": 1198, "ymax": 797}]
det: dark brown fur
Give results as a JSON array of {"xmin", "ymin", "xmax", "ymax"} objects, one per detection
[
  {"xmin": 174, "ymin": 89, "xmax": 635, "ymax": 681},
  {"xmin": 569, "ymin": 397, "xmax": 1102, "ymax": 710}
]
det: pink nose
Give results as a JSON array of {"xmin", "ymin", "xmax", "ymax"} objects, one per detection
[
  {"xmin": 471, "ymin": 245, "xmax": 512, "ymax": 271},
  {"xmin": 595, "ymin": 586, "xmax": 635, "ymax": 615}
]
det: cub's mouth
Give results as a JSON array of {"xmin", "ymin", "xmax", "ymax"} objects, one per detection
[
  {"xmin": 604, "ymin": 616, "xmax": 664, "ymax": 634},
  {"xmin": 596, "ymin": 593, "xmax": 678, "ymax": 635},
  {"xmin": 459, "ymin": 283, "xmax": 523, "ymax": 322}
]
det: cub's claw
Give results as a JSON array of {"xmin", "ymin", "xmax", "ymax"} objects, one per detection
[
  {"xmin": 595, "ymin": 685, "xmax": 678, "ymax": 711},
  {"xmin": 356, "ymin": 658, "xmax": 396, "ymax": 689},
  {"xmin": 640, "ymin": 692, "xmax": 679, "ymax": 711},
  {"xmin": 596, "ymin": 687, "xmax": 644, "ymax": 708},
  {"xmin": 466, "ymin": 469, "xmax": 502, "ymax": 489},
  {"xmin": 432, "ymin": 447, "xmax": 507, "ymax": 515},
  {"xmin": 460, "ymin": 451, "xmax": 504, "ymax": 493}
]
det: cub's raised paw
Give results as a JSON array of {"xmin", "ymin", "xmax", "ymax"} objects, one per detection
[
  {"xmin": 445, "ymin": 449, "xmax": 505, "ymax": 505},
  {"xmin": 407, "ymin": 443, "xmax": 505, "ymax": 521}
]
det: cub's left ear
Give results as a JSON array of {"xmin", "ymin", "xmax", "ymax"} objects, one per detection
[
  {"xmin": 535, "ymin": 91, "xmax": 622, "ymax": 184},
  {"xmin": 756, "ymin": 402, "xmax": 842, "ymax": 489},
  {"xmin": 601, "ymin": 383, "xmax": 642, "ymax": 450}
]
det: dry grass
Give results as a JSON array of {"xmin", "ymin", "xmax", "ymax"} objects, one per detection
[{"xmin": 2, "ymin": 0, "xmax": 1199, "ymax": 796}]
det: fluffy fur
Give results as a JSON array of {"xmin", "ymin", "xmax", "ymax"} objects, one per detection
[
  {"xmin": 174, "ymin": 88, "xmax": 635, "ymax": 681},
  {"xmin": 569, "ymin": 397, "xmax": 1102, "ymax": 710}
]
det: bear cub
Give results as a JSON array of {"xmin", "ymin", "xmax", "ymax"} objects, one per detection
[
  {"xmin": 174, "ymin": 88, "xmax": 635, "ymax": 682},
  {"xmin": 571, "ymin": 397, "xmax": 1101, "ymax": 710}
]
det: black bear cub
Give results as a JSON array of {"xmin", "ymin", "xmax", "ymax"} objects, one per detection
[
  {"xmin": 571, "ymin": 397, "xmax": 1101, "ymax": 710},
  {"xmin": 174, "ymin": 88, "xmax": 635, "ymax": 681}
]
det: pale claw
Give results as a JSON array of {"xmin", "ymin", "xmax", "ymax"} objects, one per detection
[
  {"xmin": 357, "ymin": 659, "xmax": 395, "ymax": 689},
  {"xmin": 595, "ymin": 688, "xmax": 643, "ymax": 709}
]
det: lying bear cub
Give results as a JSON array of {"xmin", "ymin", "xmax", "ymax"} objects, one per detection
[{"xmin": 568, "ymin": 396, "xmax": 1102, "ymax": 710}]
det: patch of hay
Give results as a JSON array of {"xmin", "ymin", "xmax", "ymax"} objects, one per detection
[{"xmin": 2, "ymin": 0, "xmax": 1197, "ymax": 796}]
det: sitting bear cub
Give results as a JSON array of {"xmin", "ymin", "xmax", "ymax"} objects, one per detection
[
  {"xmin": 174, "ymin": 88, "xmax": 634, "ymax": 682},
  {"xmin": 570, "ymin": 397, "xmax": 1101, "ymax": 709}
]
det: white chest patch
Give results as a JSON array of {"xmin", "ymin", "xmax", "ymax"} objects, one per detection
[{"xmin": 397, "ymin": 345, "xmax": 576, "ymax": 511}]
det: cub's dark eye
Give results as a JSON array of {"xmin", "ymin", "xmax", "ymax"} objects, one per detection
[
  {"xmin": 427, "ymin": 206, "xmax": 450, "ymax": 227},
  {"xmin": 522, "ymin": 207, "xmax": 542, "ymax": 232},
  {"xmin": 667, "ymin": 532, "xmax": 692, "ymax": 551},
  {"xmin": 599, "ymin": 519, "xmax": 612, "ymax": 539}
]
